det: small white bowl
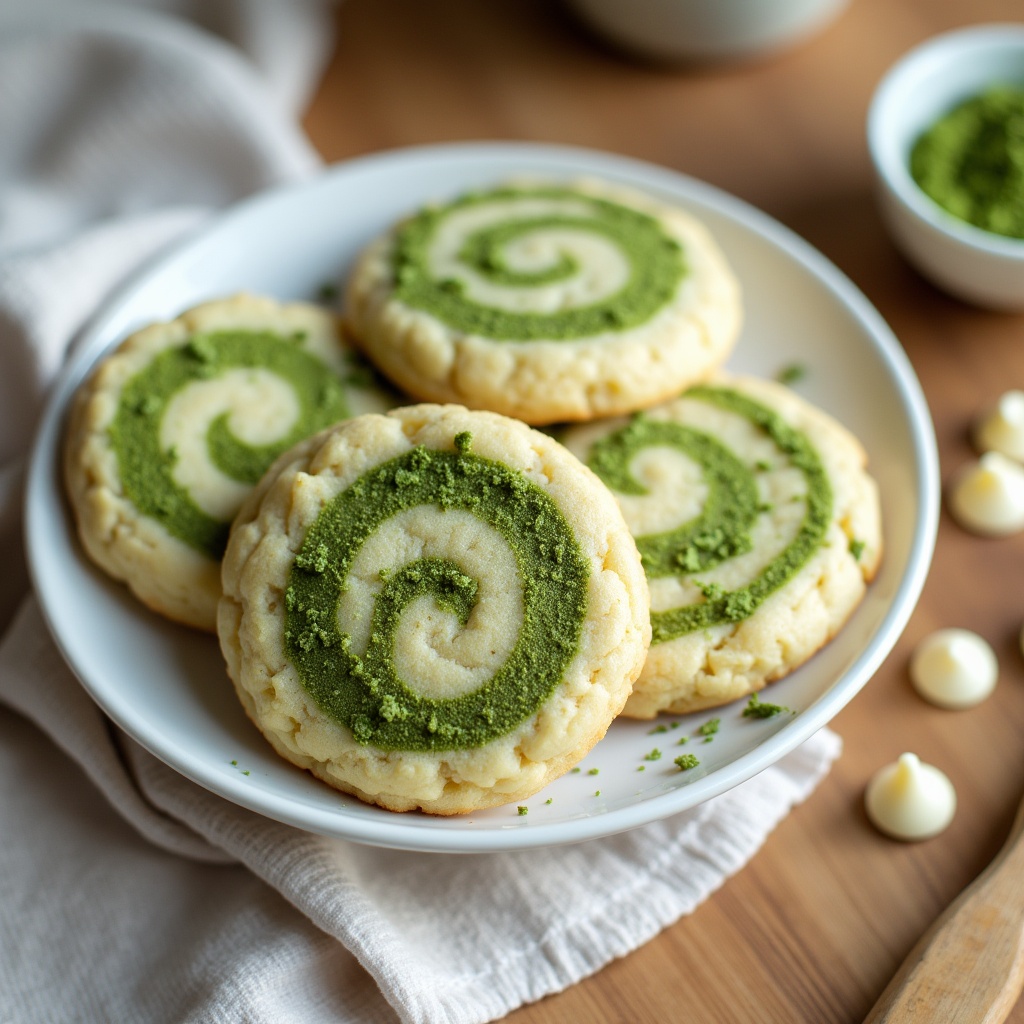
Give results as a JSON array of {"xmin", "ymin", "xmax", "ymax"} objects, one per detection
[
  {"xmin": 564, "ymin": 0, "xmax": 849, "ymax": 64},
  {"xmin": 868, "ymin": 24, "xmax": 1024, "ymax": 310}
]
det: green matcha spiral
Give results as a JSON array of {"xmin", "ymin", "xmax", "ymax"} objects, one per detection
[
  {"xmin": 393, "ymin": 186, "xmax": 686, "ymax": 340},
  {"xmin": 284, "ymin": 436, "xmax": 591, "ymax": 752},
  {"xmin": 109, "ymin": 330, "xmax": 349, "ymax": 559},
  {"xmin": 587, "ymin": 386, "xmax": 832, "ymax": 644}
]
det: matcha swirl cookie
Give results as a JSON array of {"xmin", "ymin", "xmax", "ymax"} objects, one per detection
[
  {"xmin": 562, "ymin": 376, "xmax": 882, "ymax": 717},
  {"xmin": 218, "ymin": 405, "xmax": 651, "ymax": 814},
  {"xmin": 344, "ymin": 178, "xmax": 741, "ymax": 424},
  {"xmin": 65, "ymin": 294, "xmax": 397, "ymax": 631}
]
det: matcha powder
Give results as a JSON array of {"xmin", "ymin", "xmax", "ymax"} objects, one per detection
[{"xmin": 910, "ymin": 86, "xmax": 1024, "ymax": 239}]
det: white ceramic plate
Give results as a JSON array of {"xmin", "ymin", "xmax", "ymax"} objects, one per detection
[{"xmin": 26, "ymin": 143, "xmax": 939, "ymax": 853}]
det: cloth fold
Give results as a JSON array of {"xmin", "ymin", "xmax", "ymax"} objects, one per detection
[
  {"xmin": 0, "ymin": 597, "xmax": 841, "ymax": 1023},
  {"xmin": 0, "ymin": 5, "xmax": 843, "ymax": 1022}
]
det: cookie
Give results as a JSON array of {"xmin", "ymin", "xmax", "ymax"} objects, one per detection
[
  {"xmin": 344, "ymin": 178, "xmax": 741, "ymax": 424},
  {"xmin": 561, "ymin": 375, "xmax": 882, "ymax": 716},
  {"xmin": 64, "ymin": 294, "xmax": 397, "ymax": 631},
  {"xmin": 218, "ymin": 404, "xmax": 651, "ymax": 814}
]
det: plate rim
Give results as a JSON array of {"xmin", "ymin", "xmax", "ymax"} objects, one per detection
[{"xmin": 25, "ymin": 141, "xmax": 940, "ymax": 852}]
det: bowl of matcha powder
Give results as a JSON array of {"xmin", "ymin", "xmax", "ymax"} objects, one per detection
[{"xmin": 868, "ymin": 24, "xmax": 1024, "ymax": 310}]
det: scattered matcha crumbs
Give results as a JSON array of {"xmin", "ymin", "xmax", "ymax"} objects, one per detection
[
  {"xmin": 677, "ymin": 736, "xmax": 689, "ymax": 745},
  {"xmin": 776, "ymin": 363, "xmax": 807, "ymax": 385},
  {"xmin": 637, "ymin": 765, "xmax": 646, "ymax": 772},
  {"xmin": 242, "ymin": 770, "xmax": 250, "ymax": 776},
  {"xmin": 517, "ymin": 806, "xmax": 528, "ymax": 816},
  {"xmin": 644, "ymin": 748, "xmax": 662, "ymax": 761},
  {"xmin": 594, "ymin": 790, "xmax": 602, "ymax": 797},
  {"xmin": 317, "ymin": 282, "xmax": 339, "ymax": 302},
  {"xmin": 674, "ymin": 754, "xmax": 700, "ymax": 771},
  {"xmin": 702, "ymin": 737, "xmax": 714, "ymax": 744},
  {"xmin": 587, "ymin": 768, "xmax": 600, "ymax": 776},
  {"xmin": 849, "ymin": 538, "xmax": 865, "ymax": 561},
  {"xmin": 571, "ymin": 767, "xmax": 581, "ymax": 774},
  {"xmin": 698, "ymin": 718, "xmax": 720, "ymax": 737},
  {"xmin": 670, "ymin": 721, "xmax": 680, "ymax": 730},
  {"xmin": 742, "ymin": 692, "xmax": 793, "ymax": 719},
  {"xmin": 230, "ymin": 760, "xmax": 238, "ymax": 766},
  {"xmin": 296, "ymin": 541, "xmax": 331, "ymax": 574},
  {"xmin": 695, "ymin": 580, "xmax": 726, "ymax": 602},
  {"xmin": 648, "ymin": 723, "xmax": 668, "ymax": 735},
  {"xmin": 545, "ymin": 798, "xmax": 553, "ymax": 805}
]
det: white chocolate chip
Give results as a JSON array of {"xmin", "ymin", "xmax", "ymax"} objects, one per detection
[
  {"xmin": 975, "ymin": 390, "xmax": 1024, "ymax": 463},
  {"xmin": 948, "ymin": 451, "xmax": 1024, "ymax": 535},
  {"xmin": 909, "ymin": 628, "xmax": 998, "ymax": 709},
  {"xmin": 865, "ymin": 752, "xmax": 956, "ymax": 841}
]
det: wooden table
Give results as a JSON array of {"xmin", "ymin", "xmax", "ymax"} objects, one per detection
[{"xmin": 305, "ymin": 2, "xmax": 1024, "ymax": 1020}]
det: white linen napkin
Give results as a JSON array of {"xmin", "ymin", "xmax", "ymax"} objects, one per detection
[{"xmin": 0, "ymin": 5, "xmax": 843, "ymax": 1022}]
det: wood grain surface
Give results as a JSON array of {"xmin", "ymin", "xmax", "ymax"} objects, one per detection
[
  {"xmin": 864, "ymin": 795, "xmax": 1024, "ymax": 1022},
  {"xmin": 304, "ymin": 2, "xmax": 1024, "ymax": 1020}
]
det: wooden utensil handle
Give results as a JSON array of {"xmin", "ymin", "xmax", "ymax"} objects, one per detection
[{"xmin": 864, "ymin": 800, "xmax": 1024, "ymax": 1023}]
